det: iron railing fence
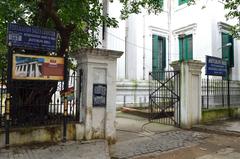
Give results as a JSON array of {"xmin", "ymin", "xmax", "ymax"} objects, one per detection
[
  {"xmin": 0, "ymin": 67, "xmax": 7, "ymax": 127},
  {"xmin": 201, "ymin": 78, "xmax": 240, "ymax": 109},
  {"xmin": 149, "ymin": 70, "xmax": 180, "ymax": 126},
  {"xmin": 0, "ymin": 70, "xmax": 82, "ymax": 128}
]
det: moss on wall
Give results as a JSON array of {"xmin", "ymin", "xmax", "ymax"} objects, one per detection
[
  {"xmin": 202, "ymin": 107, "xmax": 240, "ymax": 123},
  {"xmin": 0, "ymin": 123, "xmax": 78, "ymax": 147}
]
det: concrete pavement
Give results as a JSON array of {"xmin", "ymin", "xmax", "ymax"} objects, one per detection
[
  {"xmin": 110, "ymin": 112, "xmax": 208, "ymax": 159},
  {"xmin": 0, "ymin": 112, "xmax": 239, "ymax": 159},
  {"xmin": 197, "ymin": 148, "xmax": 240, "ymax": 159},
  {"xmin": 110, "ymin": 130, "xmax": 208, "ymax": 159},
  {"xmin": 193, "ymin": 119, "xmax": 240, "ymax": 136},
  {"xmin": 0, "ymin": 140, "xmax": 110, "ymax": 159}
]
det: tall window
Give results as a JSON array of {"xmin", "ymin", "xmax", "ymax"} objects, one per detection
[
  {"xmin": 179, "ymin": 34, "xmax": 193, "ymax": 61},
  {"xmin": 159, "ymin": 0, "xmax": 164, "ymax": 7},
  {"xmin": 178, "ymin": 0, "xmax": 189, "ymax": 5},
  {"xmin": 152, "ymin": 35, "xmax": 166, "ymax": 80},
  {"xmin": 222, "ymin": 32, "xmax": 234, "ymax": 68}
]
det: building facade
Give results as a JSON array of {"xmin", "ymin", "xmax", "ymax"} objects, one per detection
[{"xmin": 100, "ymin": 0, "xmax": 240, "ymax": 107}]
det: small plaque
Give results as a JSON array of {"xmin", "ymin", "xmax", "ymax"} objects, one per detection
[{"xmin": 93, "ymin": 84, "xmax": 107, "ymax": 107}]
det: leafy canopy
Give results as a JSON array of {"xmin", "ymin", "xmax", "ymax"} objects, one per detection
[
  {"xmin": 0, "ymin": 0, "xmax": 163, "ymax": 70},
  {"xmin": 189, "ymin": 0, "xmax": 240, "ymax": 38},
  {"xmin": 224, "ymin": 0, "xmax": 240, "ymax": 38}
]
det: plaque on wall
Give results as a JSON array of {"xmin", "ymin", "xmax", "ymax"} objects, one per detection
[{"xmin": 93, "ymin": 84, "xmax": 107, "ymax": 107}]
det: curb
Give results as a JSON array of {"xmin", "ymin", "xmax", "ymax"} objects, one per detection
[{"xmin": 192, "ymin": 125, "xmax": 240, "ymax": 137}]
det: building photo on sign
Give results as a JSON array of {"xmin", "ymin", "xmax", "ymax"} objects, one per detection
[{"xmin": 12, "ymin": 54, "xmax": 64, "ymax": 80}]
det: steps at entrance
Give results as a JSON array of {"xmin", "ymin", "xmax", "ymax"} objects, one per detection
[{"xmin": 121, "ymin": 107, "xmax": 174, "ymax": 119}]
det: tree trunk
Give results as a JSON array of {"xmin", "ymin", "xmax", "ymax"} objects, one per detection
[
  {"xmin": 10, "ymin": 80, "xmax": 59, "ymax": 126},
  {"xmin": 9, "ymin": 0, "xmax": 76, "ymax": 126}
]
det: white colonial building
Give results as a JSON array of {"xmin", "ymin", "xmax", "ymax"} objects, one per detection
[{"xmin": 99, "ymin": 0, "xmax": 240, "ymax": 107}]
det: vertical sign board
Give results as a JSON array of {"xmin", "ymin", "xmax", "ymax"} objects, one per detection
[
  {"xmin": 93, "ymin": 84, "xmax": 107, "ymax": 107},
  {"xmin": 206, "ymin": 56, "xmax": 227, "ymax": 76},
  {"xmin": 60, "ymin": 87, "xmax": 75, "ymax": 102},
  {"xmin": 7, "ymin": 23, "xmax": 57, "ymax": 52}
]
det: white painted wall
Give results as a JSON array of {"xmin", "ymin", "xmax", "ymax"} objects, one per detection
[
  {"xmin": 171, "ymin": 0, "xmax": 240, "ymax": 79},
  {"xmin": 100, "ymin": 0, "xmax": 240, "ymax": 107},
  {"xmin": 104, "ymin": 1, "xmax": 170, "ymax": 81},
  {"xmin": 102, "ymin": 1, "xmax": 126, "ymax": 80}
]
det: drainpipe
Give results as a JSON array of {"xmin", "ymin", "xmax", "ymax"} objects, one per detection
[
  {"xmin": 102, "ymin": 0, "xmax": 109, "ymax": 48},
  {"xmin": 125, "ymin": 19, "xmax": 128, "ymax": 79},
  {"xmin": 167, "ymin": 0, "xmax": 172, "ymax": 70},
  {"xmin": 143, "ymin": 14, "xmax": 146, "ymax": 80}
]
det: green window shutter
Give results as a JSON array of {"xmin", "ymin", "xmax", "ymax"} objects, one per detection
[
  {"xmin": 152, "ymin": 35, "xmax": 159, "ymax": 72},
  {"xmin": 179, "ymin": 34, "xmax": 193, "ymax": 61},
  {"xmin": 159, "ymin": 36, "xmax": 166, "ymax": 80},
  {"xmin": 162, "ymin": 37, "xmax": 166, "ymax": 69},
  {"xmin": 152, "ymin": 34, "xmax": 159, "ymax": 80},
  {"xmin": 152, "ymin": 35, "xmax": 166, "ymax": 80},
  {"xmin": 159, "ymin": 0, "xmax": 164, "ymax": 7},
  {"xmin": 179, "ymin": 0, "xmax": 188, "ymax": 5},
  {"xmin": 222, "ymin": 33, "xmax": 234, "ymax": 67},
  {"xmin": 186, "ymin": 35, "xmax": 193, "ymax": 60},
  {"xmin": 222, "ymin": 33, "xmax": 229, "ymax": 60},
  {"xmin": 179, "ymin": 37, "xmax": 183, "ymax": 61},
  {"xmin": 229, "ymin": 36, "xmax": 234, "ymax": 67}
]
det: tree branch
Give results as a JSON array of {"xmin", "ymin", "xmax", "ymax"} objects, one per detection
[{"xmin": 39, "ymin": 0, "xmax": 76, "ymax": 55}]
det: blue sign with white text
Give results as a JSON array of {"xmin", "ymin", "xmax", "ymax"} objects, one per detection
[
  {"xmin": 206, "ymin": 56, "xmax": 227, "ymax": 76},
  {"xmin": 7, "ymin": 23, "xmax": 57, "ymax": 52}
]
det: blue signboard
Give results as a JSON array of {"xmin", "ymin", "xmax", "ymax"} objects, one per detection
[
  {"xmin": 206, "ymin": 55, "xmax": 227, "ymax": 76},
  {"xmin": 7, "ymin": 23, "xmax": 57, "ymax": 52}
]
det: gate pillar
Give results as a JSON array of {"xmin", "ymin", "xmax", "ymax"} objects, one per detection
[
  {"xmin": 75, "ymin": 48, "xmax": 123, "ymax": 143},
  {"xmin": 171, "ymin": 60, "xmax": 205, "ymax": 129}
]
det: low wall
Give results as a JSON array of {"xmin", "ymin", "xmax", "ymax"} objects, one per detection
[
  {"xmin": 116, "ymin": 80, "xmax": 149, "ymax": 108},
  {"xmin": 0, "ymin": 123, "xmax": 86, "ymax": 148},
  {"xmin": 202, "ymin": 107, "xmax": 240, "ymax": 123},
  {"xmin": 201, "ymin": 80, "xmax": 240, "ymax": 109}
]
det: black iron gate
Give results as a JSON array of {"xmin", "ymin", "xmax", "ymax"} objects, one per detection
[{"xmin": 149, "ymin": 70, "xmax": 180, "ymax": 126}]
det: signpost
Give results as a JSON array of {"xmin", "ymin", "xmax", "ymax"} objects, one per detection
[
  {"xmin": 205, "ymin": 55, "xmax": 227, "ymax": 109},
  {"xmin": 5, "ymin": 23, "xmax": 66, "ymax": 145},
  {"xmin": 60, "ymin": 87, "xmax": 74, "ymax": 102},
  {"xmin": 7, "ymin": 23, "xmax": 57, "ymax": 52},
  {"xmin": 206, "ymin": 56, "xmax": 227, "ymax": 76}
]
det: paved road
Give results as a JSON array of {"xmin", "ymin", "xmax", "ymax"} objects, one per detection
[
  {"xmin": 1, "ymin": 113, "xmax": 239, "ymax": 159},
  {"xmin": 133, "ymin": 130, "xmax": 240, "ymax": 159},
  {"xmin": 197, "ymin": 148, "xmax": 240, "ymax": 159},
  {"xmin": 110, "ymin": 130, "xmax": 208, "ymax": 159},
  {"xmin": 0, "ymin": 140, "xmax": 110, "ymax": 159},
  {"xmin": 111, "ymin": 113, "xmax": 240, "ymax": 159}
]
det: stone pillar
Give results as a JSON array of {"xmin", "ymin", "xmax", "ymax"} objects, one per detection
[
  {"xmin": 171, "ymin": 60, "xmax": 205, "ymax": 129},
  {"xmin": 75, "ymin": 48, "xmax": 123, "ymax": 143}
]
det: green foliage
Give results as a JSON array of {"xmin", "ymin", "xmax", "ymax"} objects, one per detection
[
  {"xmin": 224, "ymin": 0, "xmax": 240, "ymax": 39},
  {"xmin": 119, "ymin": 0, "xmax": 163, "ymax": 19},
  {"xmin": 189, "ymin": 0, "xmax": 240, "ymax": 39},
  {"xmin": 0, "ymin": 0, "xmax": 164, "ymax": 71}
]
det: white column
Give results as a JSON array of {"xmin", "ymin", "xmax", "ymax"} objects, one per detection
[
  {"xmin": 75, "ymin": 48, "xmax": 123, "ymax": 143},
  {"xmin": 171, "ymin": 60, "xmax": 205, "ymax": 129}
]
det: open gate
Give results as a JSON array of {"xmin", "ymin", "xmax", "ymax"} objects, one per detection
[{"xmin": 149, "ymin": 70, "xmax": 180, "ymax": 126}]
